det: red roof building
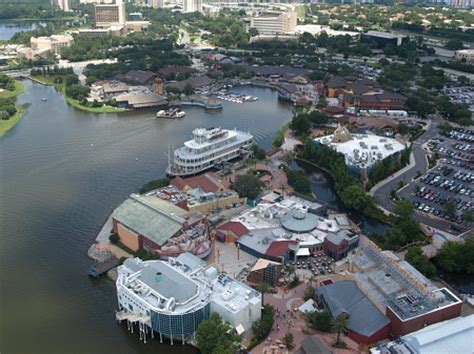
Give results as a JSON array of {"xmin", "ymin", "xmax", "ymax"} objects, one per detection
[
  {"xmin": 215, "ymin": 221, "xmax": 249, "ymax": 242},
  {"xmin": 171, "ymin": 172, "xmax": 230, "ymax": 194},
  {"xmin": 265, "ymin": 240, "xmax": 298, "ymax": 261}
]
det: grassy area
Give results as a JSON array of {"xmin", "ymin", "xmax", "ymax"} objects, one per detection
[
  {"xmin": 31, "ymin": 76, "xmax": 126, "ymax": 113},
  {"xmin": 0, "ymin": 105, "xmax": 26, "ymax": 137},
  {"xmin": 0, "ymin": 80, "xmax": 24, "ymax": 99}
]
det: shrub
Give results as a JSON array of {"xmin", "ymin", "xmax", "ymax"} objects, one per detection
[{"xmin": 109, "ymin": 232, "xmax": 119, "ymax": 244}]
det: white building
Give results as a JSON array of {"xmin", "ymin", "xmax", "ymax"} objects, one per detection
[
  {"xmin": 313, "ymin": 126, "xmax": 405, "ymax": 169},
  {"xmin": 455, "ymin": 49, "xmax": 474, "ymax": 63},
  {"xmin": 183, "ymin": 0, "xmax": 202, "ymax": 13},
  {"xmin": 296, "ymin": 24, "xmax": 359, "ymax": 38},
  {"xmin": 51, "ymin": 0, "xmax": 70, "ymax": 11},
  {"xmin": 371, "ymin": 314, "xmax": 474, "ymax": 353},
  {"xmin": 246, "ymin": 12, "xmax": 297, "ymax": 35},
  {"xmin": 166, "ymin": 127, "xmax": 253, "ymax": 177},
  {"xmin": 116, "ymin": 254, "xmax": 261, "ymax": 344}
]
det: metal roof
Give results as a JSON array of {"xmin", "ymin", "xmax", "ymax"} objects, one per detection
[
  {"xmin": 112, "ymin": 194, "xmax": 187, "ymax": 246},
  {"xmin": 281, "ymin": 210, "xmax": 319, "ymax": 233},
  {"xmin": 317, "ymin": 280, "xmax": 390, "ymax": 337}
]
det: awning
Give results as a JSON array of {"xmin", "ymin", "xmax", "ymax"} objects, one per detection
[
  {"xmin": 296, "ymin": 247, "xmax": 310, "ymax": 257},
  {"xmin": 235, "ymin": 324, "xmax": 245, "ymax": 335},
  {"xmin": 298, "ymin": 299, "xmax": 317, "ymax": 313}
]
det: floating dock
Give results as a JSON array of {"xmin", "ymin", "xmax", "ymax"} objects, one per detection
[{"xmin": 88, "ymin": 256, "xmax": 120, "ymax": 278}]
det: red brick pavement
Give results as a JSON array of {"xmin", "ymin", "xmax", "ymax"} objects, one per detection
[{"xmin": 251, "ymin": 283, "xmax": 361, "ymax": 354}]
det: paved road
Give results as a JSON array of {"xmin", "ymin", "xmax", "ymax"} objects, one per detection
[{"xmin": 371, "ymin": 115, "xmax": 465, "ymax": 234}]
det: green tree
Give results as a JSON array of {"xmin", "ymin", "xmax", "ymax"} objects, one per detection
[
  {"xmin": 287, "ymin": 169, "xmax": 311, "ymax": 195},
  {"xmin": 183, "ymin": 83, "xmax": 194, "ymax": 95},
  {"xmin": 231, "ymin": 174, "xmax": 264, "ymax": 200},
  {"xmin": 443, "ymin": 201, "xmax": 456, "ymax": 217},
  {"xmin": 308, "ymin": 111, "xmax": 329, "ymax": 126},
  {"xmin": 405, "ymin": 246, "xmax": 436, "ymax": 277},
  {"xmin": 256, "ymin": 282, "xmax": 272, "ymax": 306},
  {"xmin": 196, "ymin": 312, "xmax": 240, "ymax": 354},
  {"xmin": 435, "ymin": 241, "xmax": 463, "ymax": 273},
  {"xmin": 284, "ymin": 333, "xmax": 294, "ymax": 351},
  {"xmin": 290, "ymin": 113, "xmax": 310, "ymax": 136},
  {"xmin": 394, "ymin": 199, "xmax": 415, "ymax": 219},
  {"xmin": 461, "ymin": 210, "xmax": 474, "ymax": 224},
  {"xmin": 251, "ymin": 143, "xmax": 266, "ymax": 160},
  {"xmin": 333, "ymin": 314, "xmax": 349, "ymax": 345},
  {"xmin": 304, "ymin": 285, "xmax": 315, "ymax": 301},
  {"xmin": 306, "ymin": 309, "xmax": 331, "ymax": 332},
  {"xmin": 445, "ymin": 39, "xmax": 464, "ymax": 50},
  {"xmin": 109, "ymin": 233, "xmax": 119, "ymax": 244},
  {"xmin": 252, "ymin": 305, "xmax": 274, "ymax": 341}
]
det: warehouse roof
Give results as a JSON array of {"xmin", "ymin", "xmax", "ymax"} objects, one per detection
[
  {"xmin": 113, "ymin": 194, "xmax": 187, "ymax": 246},
  {"xmin": 317, "ymin": 280, "xmax": 390, "ymax": 337}
]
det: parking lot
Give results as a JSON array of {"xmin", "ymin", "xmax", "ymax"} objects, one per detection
[{"xmin": 398, "ymin": 126, "xmax": 473, "ymax": 231}]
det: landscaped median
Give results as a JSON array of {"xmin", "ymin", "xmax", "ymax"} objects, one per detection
[{"xmin": 30, "ymin": 75, "xmax": 125, "ymax": 114}]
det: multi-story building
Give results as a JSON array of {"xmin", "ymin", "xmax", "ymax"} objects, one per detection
[
  {"xmin": 80, "ymin": 0, "xmax": 114, "ymax": 3},
  {"xmin": 115, "ymin": 254, "xmax": 261, "ymax": 343},
  {"xmin": 449, "ymin": 0, "xmax": 472, "ymax": 7},
  {"xmin": 245, "ymin": 12, "xmax": 297, "ymax": 35},
  {"xmin": 183, "ymin": 0, "xmax": 202, "ymax": 13},
  {"xmin": 166, "ymin": 127, "xmax": 253, "ymax": 177},
  {"xmin": 247, "ymin": 258, "xmax": 283, "ymax": 287},
  {"xmin": 30, "ymin": 35, "xmax": 74, "ymax": 55},
  {"xmin": 51, "ymin": 0, "xmax": 70, "ymax": 11},
  {"xmin": 94, "ymin": 0, "xmax": 126, "ymax": 28}
]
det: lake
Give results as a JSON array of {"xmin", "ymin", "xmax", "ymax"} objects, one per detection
[
  {"xmin": 0, "ymin": 81, "xmax": 293, "ymax": 353},
  {"xmin": 0, "ymin": 21, "xmax": 41, "ymax": 40}
]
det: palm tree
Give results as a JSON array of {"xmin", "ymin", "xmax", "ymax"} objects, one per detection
[
  {"xmin": 279, "ymin": 183, "xmax": 288, "ymax": 197},
  {"xmin": 333, "ymin": 314, "xmax": 349, "ymax": 345},
  {"xmin": 256, "ymin": 282, "xmax": 272, "ymax": 306},
  {"xmin": 284, "ymin": 265, "xmax": 295, "ymax": 282}
]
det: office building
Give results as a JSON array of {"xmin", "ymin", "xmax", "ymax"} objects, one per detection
[
  {"xmin": 115, "ymin": 254, "xmax": 261, "ymax": 343},
  {"xmin": 94, "ymin": 0, "xmax": 126, "ymax": 28},
  {"xmin": 361, "ymin": 31, "xmax": 408, "ymax": 48},
  {"xmin": 245, "ymin": 12, "xmax": 297, "ymax": 35},
  {"xmin": 51, "ymin": 0, "xmax": 70, "ymax": 11}
]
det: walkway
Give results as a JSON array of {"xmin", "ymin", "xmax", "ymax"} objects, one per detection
[{"xmin": 251, "ymin": 283, "xmax": 359, "ymax": 354}]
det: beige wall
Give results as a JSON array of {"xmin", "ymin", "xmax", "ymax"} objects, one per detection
[{"xmin": 117, "ymin": 223, "xmax": 141, "ymax": 251}]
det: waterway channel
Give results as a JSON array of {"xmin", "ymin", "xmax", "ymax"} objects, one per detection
[{"xmin": 0, "ymin": 81, "xmax": 292, "ymax": 353}]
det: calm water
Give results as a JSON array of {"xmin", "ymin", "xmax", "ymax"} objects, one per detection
[
  {"xmin": 0, "ymin": 81, "xmax": 292, "ymax": 353},
  {"xmin": 0, "ymin": 21, "xmax": 40, "ymax": 40}
]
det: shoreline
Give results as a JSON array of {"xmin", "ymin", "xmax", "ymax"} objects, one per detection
[
  {"xmin": 30, "ymin": 76, "xmax": 126, "ymax": 114},
  {"xmin": 0, "ymin": 80, "xmax": 26, "ymax": 138}
]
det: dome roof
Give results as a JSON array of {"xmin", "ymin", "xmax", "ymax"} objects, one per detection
[{"xmin": 281, "ymin": 210, "xmax": 319, "ymax": 233}]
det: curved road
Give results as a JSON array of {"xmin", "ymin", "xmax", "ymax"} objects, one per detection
[{"xmin": 371, "ymin": 115, "xmax": 466, "ymax": 234}]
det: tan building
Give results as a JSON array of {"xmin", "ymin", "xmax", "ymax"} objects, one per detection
[
  {"xmin": 94, "ymin": 0, "xmax": 126, "ymax": 28},
  {"xmin": 30, "ymin": 34, "xmax": 74, "ymax": 55},
  {"xmin": 246, "ymin": 12, "xmax": 297, "ymax": 35},
  {"xmin": 247, "ymin": 258, "xmax": 283, "ymax": 287}
]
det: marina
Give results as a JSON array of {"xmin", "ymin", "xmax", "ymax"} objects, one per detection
[
  {"xmin": 0, "ymin": 82, "xmax": 293, "ymax": 353},
  {"xmin": 214, "ymin": 91, "xmax": 258, "ymax": 104}
]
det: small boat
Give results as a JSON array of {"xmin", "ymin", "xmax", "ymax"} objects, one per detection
[
  {"xmin": 41, "ymin": 98, "xmax": 47, "ymax": 101},
  {"xmin": 156, "ymin": 109, "xmax": 186, "ymax": 119}
]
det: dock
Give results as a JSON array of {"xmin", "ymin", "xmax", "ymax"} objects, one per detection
[{"xmin": 88, "ymin": 256, "xmax": 120, "ymax": 278}]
